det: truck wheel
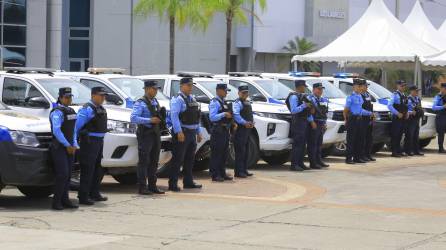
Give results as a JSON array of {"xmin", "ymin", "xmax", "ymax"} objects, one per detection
[
  {"xmin": 419, "ymin": 138, "xmax": 432, "ymax": 149},
  {"xmin": 17, "ymin": 186, "xmax": 53, "ymax": 198},
  {"xmin": 262, "ymin": 151, "xmax": 290, "ymax": 166},
  {"xmin": 332, "ymin": 141, "xmax": 347, "ymax": 156},
  {"xmin": 321, "ymin": 146, "xmax": 333, "ymax": 158},
  {"xmin": 226, "ymin": 133, "xmax": 260, "ymax": 169},
  {"xmin": 112, "ymin": 173, "xmax": 137, "ymax": 185},
  {"xmin": 372, "ymin": 143, "xmax": 385, "ymax": 154}
]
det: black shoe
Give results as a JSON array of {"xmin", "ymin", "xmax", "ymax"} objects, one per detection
[
  {"xmin": 62, "ymin": 201, "xmax": 79, "ymax": 209},
  {"xmin": 138, "ymin": 186, "xmax": 153, "ymax": 195},
  {"xmin": 184, "ymin": 183, "xmax": 202, "ymax": 189},
  {"xmin": 79, "ymin": 198, "xmax": 95, "ymax": 206},
  {"xmin": 345, "ymin": 159, "xmax": 355, "ymax": 164},
  {"xmin": 290, "ymin": 166, "xmax": 304, "ymax": 171},
  {"xmin": 361, "ymin": 157, "xmax": 370, "ymax": 162},
  {"xmin": 299, "ymin": 164, "xmax": 311, "ymax": 170},
  {"xmin": 149, "ymin": 188, "xmax": 165, "ymax": 194},
  {"xmin": 223, "ymin": 175, "xmax": 234, "ymax": 181},
  {"xmin": 310, "ymin": 164, "xmax": 322, "ymax": 170},
  {"xmin": 91, "ymin": 195, "xmax": 108, "ymax": 202},
  {"xmin": 168, "ymin": 186, "xmax": 181, "ymax": 192},
  {"xmin": 245, "ymin": 172, "xmax": 254, "ymax": 177},
  {"xmin": 235, "ymin": 174, "xmax": 248, "ymax": 178},
  {"xmin": 405, "ymin": 152, "xmax": 414, "ymax": 156},
  {"xmin": 414, "ymin": 152, "xmax": 424, "ymax": 156},
  {"xmin": 212, "ymin": 177, "xmax": 225, "ymax": 182},
  {"xmin": 52, "ymin": 203, "xmax": 64, "ymax": 210},
  {"xmin": 354, "ymin": 159, "xmax": 367, "ymax": 164},
  {"xmin": 318, "ymin": 162, "xmax": 330, "ymax": 168},
  {"xmin": 391, "ymin": 154, "xmax": 401, "ymax": 158},
  {"xmin": 366, "ymin": 156, "xmax": 376, "ymax": 161},
  {"xmin": 400, "ymin": 152, "xmax": 407, "ymax": 157},
  {"xmin": 439, "ymin": 149, "xmax": 446, "ymax": 154}
]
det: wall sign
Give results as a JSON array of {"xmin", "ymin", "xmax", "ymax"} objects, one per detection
[{"xmin": 319, "ymin": 10, "xmax": 346, "ymax": 19}]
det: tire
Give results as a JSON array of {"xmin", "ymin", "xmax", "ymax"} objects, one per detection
[
  {"xmin": 17, "ymin": 186, "xmax": 53, "ymax": 198},
  {"xmin": 321, "ymin": 146, "xmax": 333, "ymax": 158},
  {"xmin": 419, "ymin": 138, "xmax": 432, "ymax": 149},
  {"xmin": 227, "ymin": 133, "xmax": 260, "ymax": 169},
  {"xmin": 372, "ymin": 143, "xmax": 385, "ymax": 154},
  {"xmin": 332, "ymin": 141, "xmax": 347, "ymax": 156},
  {"xmin": 261, "ymin": 151, "xmax": 290, "ymax": 166},
  {"xmin": 112, "ymin": 173, "xmax": 137, "ymax": 185}
]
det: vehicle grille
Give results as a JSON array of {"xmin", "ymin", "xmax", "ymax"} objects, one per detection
[
  {"xmin": 273, "ymin": 114, "xmax": 292, "ymax": 123},
  {"xmin": 332, "ymin": 111, "xmax": 344, "ymax": 121},
  {"xmin": 35, "ymin": 132, "xmax": 52, "ymax": 149},
  {"xmin": 377, "ymin": 111, "xmax": 391, "ymax": 121}
]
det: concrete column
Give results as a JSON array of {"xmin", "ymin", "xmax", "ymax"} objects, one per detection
[{"xmin": 27, "ymin": 0, "xmax": 47, "ymax": 67}]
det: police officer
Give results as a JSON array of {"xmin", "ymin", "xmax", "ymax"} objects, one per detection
[
  {"xmin": 169, "ymin": 77, "xmax": 203, "ymax": 191},
  {"xmin": 360, "ymin": 81, "xmax": 376, "ymax": 162},
  {"xmin": 432, "ymin": 83, "xmax": 446, "ymax": 153},
  {"xmin": 344, "ymin": 78, "xmax": 373, "ymax": 164},
  {"xmin": 405, "ymin": 85, "xmax": 424, "ymax": 156},
  {"xmin": 233, "ymin": 85, "xmax": 255, "ymax": 178},
  {"xmin": 49, "ymin": 88, "xmax": 79, "ymax": 210},
  {"xmin": 75, "ymin": 87, "xmax": 109, "ymax": 205},
  {"xmin": 209, "ymin": 83, "xmax": 233, "ymax": 182},
  {"xmin": 130, "ymin": 80, "xmax": 165, "ymax": 195},
  {"xmin": 388, "ymin": 80, "xmax": 409, "ymax": 157},
  {"xmin": 285, "ymin": 80, "xmax": 313, "ymax": 171},
  {"xmin": 307, "ymin": 82, "xmax": 330, "ymax": 169}
]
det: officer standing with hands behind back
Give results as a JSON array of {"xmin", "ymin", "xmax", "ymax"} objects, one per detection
[
  {"xmin": 233, "ymin": 85, "xmax": 255, "ymax": 178},
  {"xmin": 169, "ymin": 77, "xmax": 203, "ymax": 192},
  {"xmin": 49, "ymin": 88, "xmax": 79, "ymax": 210},
  {"xmin": 388, "ymin": 80, "xmax": 409, "ymax": 158},
  {"xmin": 130, "ymin": 80, "xmax": 165, "ymax": 195},
  {"xmin": 432, "ymin": 83, "xmax": 446, "ymax": 153},
  {"xmin": 75, "ymin": 87, "xmax": 109, "ymax": 205},
  {"xmin": 405, "ymin": 85, "xmax": 424, "ymax": 156},
  {"xmin": 209, "ymin": 83, "xmax": 234, "ymax": 182}
]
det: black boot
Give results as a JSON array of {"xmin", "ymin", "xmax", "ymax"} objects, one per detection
[{"xmin": 139, "ymin": 185, "xmax": 152, "ymax": 195}]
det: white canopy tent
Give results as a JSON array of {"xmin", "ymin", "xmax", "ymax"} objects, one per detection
[
  {"xmin": 422, "ymin": 51, "xmax": 446, "ymax": 68},
  {"xmin": 291, "ymin": 0, "xmax": 438, "ymax": 88},
  {"xmin": 438, "ymin": 19, "xmax": 446, "ymax": 37}
]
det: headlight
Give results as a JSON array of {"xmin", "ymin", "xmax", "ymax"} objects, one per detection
[
  {"xmin": 327, "ymin": 111, "xmax": 334, "ymax": 120},
  {"xmin": 254, "ymin": 112, "xmax": 282, "ymax": 120},
  {"xmin": 374, "ymin": 112, "xmax": 381, "ymax": 121},
  {"xmin": 267, "ymin": 123, "xmax": 276, "ymax": 136},
  {"xmin": 9, "ymin": 130, "xmax": 40, "ymax": 147},
  {"xmin": 107, "ymin": 120, "xmax": 137, "ymax": 134}
]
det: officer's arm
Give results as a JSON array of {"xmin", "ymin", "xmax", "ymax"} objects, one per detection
[
  {"xmin": 233, "ymin": 101, "xmax": 247, "ymax": 125},
  {"xmin": 75, "ymin": 107, "xmax": 94, "ymax": 137},
  {"xmin": 170, "ymin": 97, "xmax": 183, "ymax": 134},
  {"xmin": 130, "ymin": 101, "xmax": 151, "ymax": 124},
  {"xmin": 289, "ymin": 95, "xmax": 306, "ymax": 114},
  {"xmin": 432, "ymin": 95, "xmax": 444, "ymax": 111},
  {"xmin": 344, "ymin": 96, "xmax": 351, "ymax": 120},
  {"xmin": 209, "ymin": 100, "xmax": 224, "ymax": 122},
  {"xmin": 51, "ymin": 110, "xmax": 71, "ymax": 147},
  {"xmin": 408, "ymin": 98, "xmax": 414, "ymax": 114},
  {"xmin": 388, "ymin": 93, "xmax": 399, "ymax": 115},
  {"xmin": 360, "ymin": 108, "xmax": 372, "ymax": 116}
]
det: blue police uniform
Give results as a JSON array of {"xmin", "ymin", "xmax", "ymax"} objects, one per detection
[
  {"xmin": 307, "ymin": 91, "xmax": 329, "ymax": 169},
  {"xmin": 49, "ymin": 87, "xmax": 78, "ymax": 210},
  {"xmin": 233, "ymin": 85, "xmax": 255, "ymax": 177},
  {"xmin": 131, "ymin": 82, "xmax": 165, "ymax": 194},
  {"xmin": 388, "ymin": 86, "xmax": 409, "ymax": 157},
  {"xmin": 360, "ymin": 91, "xmax": 375, "ymax": 161},
  {"xmin": 168, "ymin": 78, "xmax": 202, "ymax": 191},
  {"xmin": 209, "ymin": 86, "xmax": 233, "ymax": 181},
  {"xmin": 404, "ymin": 91, "xmax": 423, "ymax": 155},
  {"xmin": 75, "ymin": 87, "xmax": 108, "ymax": 204},
  {"xmin": 345, "ymin": 86, "xmax": 373, "ymax": 164},
  {"xmin": 432, "ymin": 89, "xmax": 446, "ymax": 152}
]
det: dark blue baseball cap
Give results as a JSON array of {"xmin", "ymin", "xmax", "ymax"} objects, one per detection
[
  {"xmin": 353, "ymin": 78, "xmax": 366, "ymax": 85},
  {"xmin": 144, "ymin": 80, "xmax": 160, "ymax": 89},
  {"xmin": 294, "ymin": 80, "xmax": 306, "ymax": 87},
  {"xmin": 238, "ymin": 85, "xmax": 249, "ymax": 92},
  {"xmin": 91, "ymin": 86, "xmax": 108, "ymax": 95},
  {"xmin": 216, "ymin": 83, "xmax": 230, "ymax": 91},
  {"xmin": 313, "ymin": 82, "xmax": 325, "ymax": 89},
  {"xmin": 180, "ymin": 77, "xmax": 193, "ymax": 85},
  {"xmin": 58, "ymin": 87, "xmax": 73, "ymax": 97},
  {"xmin": 408, "ymin": 85, "xmax": 420, "ymax": 91},
  {"xmin": 396, "ymin": 80, "xmax": 407, "ymax": 85}
]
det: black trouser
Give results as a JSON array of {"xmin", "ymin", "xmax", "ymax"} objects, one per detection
[
  {"xmin": 391, "ymin": 116, "xmax": 407, "ymax": 155},
  {"xmin": 78, "ymin": 136, "xmax": 104, "ymax": 200},
  {"xmin": 210, "ymin": 125, "xmax": 230, "ymax": 178},
  {"xmin": 234, "ymin": 126, "xmax": 251, "ymax": 175},
  {"xmin": 405, "ymin": 118, "xmax": 420, "ymax": 154},
  {"xmin": 136, "ymin": 128, "xmax": 160, "ymax": 189},
  {"xmin": 308, "ymin": 120, "xmax": 325, "ymax": 166},
  {"xmin": 346, "ymin": 116, "xmax": 362, "ymax": 160},
  {"xmin": 169, "ymin": 129, "xmax": 197, "ymax": 187},
  {"xmin": 51, "ymin": 142, "xmax": 74, "ymax": 206},
  {"xmin": 361, "ymin": 117, "xmax": 373, "ymax": 158},
  {"xmin": 436, "ymin": 115, "xmax": 446, "ymax": 150},
  {"xmin": 291, "ymin": 117, "xmax": 308, "ymax": 167}
]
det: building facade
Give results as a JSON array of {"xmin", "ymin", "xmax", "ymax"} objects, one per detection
[{"xmin": 4, "ymin": 0, "xmax": 446, "ymax": 74}]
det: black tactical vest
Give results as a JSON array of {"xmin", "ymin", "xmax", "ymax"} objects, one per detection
[
  {"xmin": 178, "ymin": 93, "xmax": 201, "ymax": 125},
  {"xmin": 408, "ymin": 95, "xmax": 424, "ymax": 119},
  {"xmin": 313, "ymin": 96, "xmax": 328, "ymax": 121},
  {"xmin": 393, "ymin": 91, "xmax": 408, "ymax": 114},
  {"xmin": 50, "ymin": 105, "xmax": 77, "ymax": 145},
  {"xmin": 361, "ymin": 92, "xmax": 374, "ymax": 112},
  {"xmin": 236, "ymin": 98, "xmax": 253, "ymax": 123},
  {"xmin": 212, "ymin": 97, "xmax": 232, "ymax": 126},
  {"xmin": 83, "ymin": 102, "xmax": 108, "ymax": 133},
  {"xmin": 436, "ymin": 94, "xmax": 446, "ymax": 115},
  {"xmin": 285, "ymin": 92, "xmax": 309, "ymax": 118},
  {"xmin": 138, "ymin": 96, "xmax": 161, "ymax": 133}
]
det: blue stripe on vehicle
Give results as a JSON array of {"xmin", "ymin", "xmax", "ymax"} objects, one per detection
[
  {"xmin": 125, "ymin": 98, "xmax": 135, "ymax": 109},
  {"xmin": 378, "ymin": 98, "xmax": 388, "ymax": 105},
  {"xmin": 268, "ymin": 98, "xmax": 285, "ymax": 104},
  {"xmin": 0, "ymin": 126, "xmax": 12, "ymax": 142}
]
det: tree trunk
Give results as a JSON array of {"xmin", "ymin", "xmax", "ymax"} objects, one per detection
[
  {"xmin": 169, "ymin": 15, "xmax": 175, "ymax": 74},
  {"xmin": 225, "ymin": 15, "xmax": 233, "ymax": 73}
]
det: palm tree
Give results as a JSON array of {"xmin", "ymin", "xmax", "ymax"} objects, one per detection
[
  {"xmin": 134, "ymin": 0, "xmax": 206, "ymax": 74},
  {"xmin": 203, "ymin": 0, "xmax": 266, "ymax": 73},
  {"xmin": 282, "ymin": 36, "xmax": 320, "ymax": 72}
]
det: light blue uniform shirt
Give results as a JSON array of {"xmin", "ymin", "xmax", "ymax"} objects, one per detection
[
  {"xmin": 407, "ymin": 95, "xmax": 421, "ymax": 114},
  {"xmin": 388, "ymin": 90, "xmax": 406, "ymax": 115},
  {"xmin": 209, "ymin": 97, "xmax": 226, "ymax": 122},
  {"xmin": 130, "ymin": 98, "xmax": 158, "ymax": 128},
  {"xmin": 309, "ymin": 94, "xmax": 329, "ymax": 123},
  {"xmin": 289, "ymin": 94, "xmax": 313, "ymax": 122},
  {"xmin": 50, "ymin": 104, "xmax": 79, "ymax": 148},
  {"xmin": 345, "ymin": 92, "xmax": 372, "ymax": 116},
  {"xmin": 75, "ymin": 101, "xmax": 106, "ymax": 138},
  {"xmin": 170, "ymin": 92, "xmax": 201, "ymax": 134},
  {"xmin": 432, "ymin": 94, "xmax": 446, "ymax": 111}
]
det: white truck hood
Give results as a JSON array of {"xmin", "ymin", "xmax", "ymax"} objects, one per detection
[{"xmin": 0, "ymin": 110, "xmax": 50, "ymax": 133}]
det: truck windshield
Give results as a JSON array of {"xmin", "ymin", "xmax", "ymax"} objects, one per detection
[
  {"xmin": 197, "ymin": 81, "xmax": 239, "ymax": 101},
  {"xmin": 308, "ymin": 80, "xmax": 346, "ymax": 99},
  {"xmin": 368, "ymin": 81, "xmax": 392, "ymax": 99},
  {"xmin": 36, "ymin": 78, "xmax": 91, "ymax": 105},
  {"xmin": 253, "ymin": 79, "xmax": 292, "ymax": 100},
  {"xmin": 109, "ymin": 78, "xmax": 169, "ymax": 101}
]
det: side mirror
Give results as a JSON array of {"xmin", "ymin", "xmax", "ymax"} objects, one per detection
[
  {"xmin": 251, "ymin": 93, "xmax": 267, "ymax": 102},
  {"xmin": 105, "ymin": 93, "xmax": 123, "ymax": 105},
  {"xmin": 27, "ymin": 96, "xmax": 50, "ymax": 109},
  {"xmin": 195, "ymin": 95, "xmax": 211, "ymax": 104}
]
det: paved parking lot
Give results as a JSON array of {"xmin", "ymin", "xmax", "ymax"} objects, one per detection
[{"xmin": 1, "ymin": 142, "xmax": 446, "ymax": 250}]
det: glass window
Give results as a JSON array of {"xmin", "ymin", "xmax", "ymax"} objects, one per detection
[
  {"xmin": 229, "ymin": 80, "xmax": 264, "ymax": 99},
  {"xmin": 80, "ymin": 79, "xmax": 113, "ymax": 92},
  {"xmin": 70, "ymin": 61, "xmax": 81, "ymax": 71},
  {"xmin": 4, "ymin": 0, "xmax": 26, "ymax": 25},
  {"xmin": 70, "ymin": 0, "xmax": 90, "ymax": 27},
  {"xmin": 3, "ymin": 47, "xmax": 26, "ymax": 67},
  {"xmin": 2, "ymin": 77, "xmax": 45, "ymax": 107},
  {"xmin": 253, "ymin": 79, "xmax": 292, "ymax": 100},
  {"xmin": 368, "ymin": 81, "xmax": 392, "ymax": 99},
  {"xmin": 36, "ymin": 78, "xmax": 91, "ymax": 105},
  {"xmin": 305, "ymin": 79, "xmax": 346, "ymax": 99},
  {"xmin": 192, "ymin": 86, "xmax": 206, "ymax": 97},
  {"xmin": 339, "ymin": 81, "xmax": 354, "ymax": 95},
  {"xmin": 197, "ymin": 80, "xmax": 239, "ymax": 101},
  {"xmin": 69, "ymin": 40, "xmax": 89, "ymax": 58},
  {"xmin": 70, "ymin": 29, "xmax": 89, "ymax": 37},
  {"xmin": 108, "ymin": 77, "xmax": 168, "ymax": 101},
  {"xmin": 3, "ymin": 25, "xmax": 26, "ymax": 45},
  {"xmin": 278, "ymin": 79, "xmax": 312, "ymax": 94},
  {"xmin": 170, "ymin": 80, "xmax": 180, "ymax": 97}
]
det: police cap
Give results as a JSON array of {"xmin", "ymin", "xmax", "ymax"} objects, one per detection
[
  {"xmin": 294, "ymin": 80, "xmax": 307, "ymax": 87},
  {"xmin": 352, "ymin": 78, "xmax": 365, "ymax": 85},
  {"xmin": 396, "ymin": 80, "xmax": 407, "ymax": 85},
  {"xmin": 408, "ymin": 85, "xmax": 420, "ymax": 91},
  {"xmin": 180, "ymin": 77, "xmax": 193, "ymax": 85},
  {"xmin": 91, "ymin": 86, "xmax": 108, "ymax": 96},
  {"xmin": 144, "ymin": 80, "xmax": 160, "ymax": 89},
  {"xmin": 216, "ymin": 83, "xmax": 230, "ymax": 91},
  {"xmin": 58, "ymin": 87, "xmax": 73, "ymax": 97},
  {"xmin": 238, "ymin": 85, "xmax": 249, "ymax": 92},
  {"xmin": 313, "ymin": 82, "xmax": 325, "ymax": 89}
]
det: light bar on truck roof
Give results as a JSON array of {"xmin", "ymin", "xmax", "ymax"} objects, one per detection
[
  {"xmin": 87, "ymin": 68, "xmax": 125, "ymax": 75},
  {"xmin": 228, "ymin": 72, "xmax": 262, "ymax": 77},
  {"xmin": 5, "ymin": 67, "xmax": 59, "ymax": 75},
  {"xmin": 176, "ymin": 71, "xmax": 214, "ymax": 78},
  {"xmin": 333, "ymin": 73, "xmax": 360, "ymax": 78},
  {"xmin": 288, "ymin": 71, "xmax": 321, "ymax": 77}
]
